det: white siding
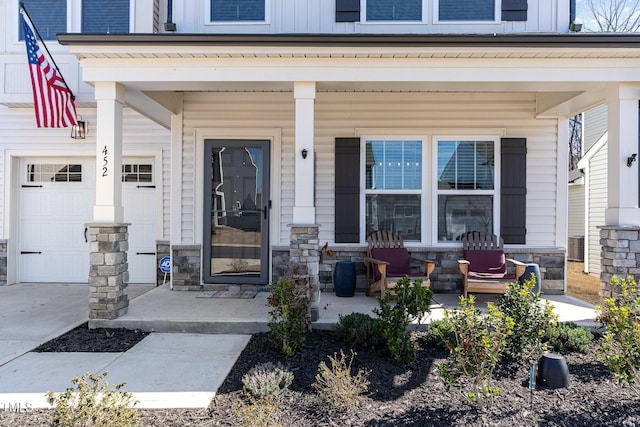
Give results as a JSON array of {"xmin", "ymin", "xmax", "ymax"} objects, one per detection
[
  {"xmin": 182, "ymin": 91, "xmax": 559, "ymax": 247},
  {"xmin": 0, "ymin": 106, "xmax": 171, "ymax": 240},
  {"xmin": 583, "ymin": 104, "xmax": 607, "ymax": 153},
  {"xmin": 587, "ymin": 143, "xmax": 607, "ymax": 274},
  {"xmin": 568, "ymin": 184, "xmax": 585, "ymax": 238},
  {"xmin": 176, "ymin": 0, "xmax": 568, "ymax": 34}
]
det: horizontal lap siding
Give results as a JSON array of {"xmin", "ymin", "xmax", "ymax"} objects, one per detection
[
  {"xmin": 588, "ymin": 144, "xmax": 608, "ymax": 274},
  {"xmin": 180, "ymin": 92, "xmax": 558, "ymax": 246}
]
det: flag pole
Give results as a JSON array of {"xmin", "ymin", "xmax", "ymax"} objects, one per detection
[{"xmin": 20, "ymin": 2, "xmax": 76, "ymax": 101}]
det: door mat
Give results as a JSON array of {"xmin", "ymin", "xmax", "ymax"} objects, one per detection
[{"xmin": 196, "ymin": 290, "xmax": 258, "ymax": 299}]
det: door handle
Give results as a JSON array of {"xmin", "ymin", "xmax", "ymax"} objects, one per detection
[{"xmin": 84, "ymin": 227, "xmax": 88, "ymax": 243}]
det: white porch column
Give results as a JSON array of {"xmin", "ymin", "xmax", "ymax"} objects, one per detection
[
  {"xmin": 93, "ymin": 82, "xmax": 125, "ymax": 223},
  {"xmin": 605, "ymin": 83, "xmax": 640, "ymax": 226},
  {"xmin": 292, "ymin": 81, "xmax": 316, "ymax": 224}
]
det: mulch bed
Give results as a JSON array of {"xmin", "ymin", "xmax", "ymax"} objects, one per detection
[
  {"xmin": 3, "ymin": 329, "xmax": 640, "ymax": 426},
  {"xmin": 33, "ymin": 322, "xmax": 150, "ymax": 353}
]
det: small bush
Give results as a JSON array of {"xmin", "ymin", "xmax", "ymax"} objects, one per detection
[
  {"xmin": 313, "ymin": 350, "xmax": 370, "ymax": 413},
  {"xmin": 235, "ymin": 398, "xmax": 283, "ymax": 427},
  {"xmin": 544, "ymin": 322, "xmax": 593, "ymax": 354},
  {"xmin": 373, "ymin": 276, "xmax": 433, "ymax": 364},
  {"xmin": 242, "ymin": 362, "xmax": 294, "ymax": 400},
  {"xmin": 439, "ymin": 296, "xmax": 514, "ymax": 410},
  {"xmin": 425, "ymin": 319, "xmax": 456, "ymax": 350},
  {"xmin": 267, "ymin": 277, "xmax": 310, "ymax": 357},
  {"xmin": 497, "ymin": 275, "xmax": 557, "ymax": 361},
  {"xmin": 46, "ymin": 372, "xmax": 138, "ymax": 427},
  {"xmin": 597, "ymin": 275, "xmax": 640, "ymax": 391},
  {"xmin": 335, "ymin": 312, "xmax": 384, "ymax": 349}
]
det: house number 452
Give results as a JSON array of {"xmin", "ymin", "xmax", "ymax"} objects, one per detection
[{"xmin": 102, "ymin": 146, "xmax": 109, "ymax": 177}]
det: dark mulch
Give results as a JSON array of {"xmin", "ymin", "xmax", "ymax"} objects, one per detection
[
  {"xmin": 33, "ymin": 322, "xmax": 150, "ymax": 353},
  {"xmin": 3, "ymin": 329, "xmax": 640, "ymax": 426}
]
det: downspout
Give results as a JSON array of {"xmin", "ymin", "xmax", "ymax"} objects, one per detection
[{"xmin": 164, "ymin": 0, "xmax": 176, "ymax": 32}]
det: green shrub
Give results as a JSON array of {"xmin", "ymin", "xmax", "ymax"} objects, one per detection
[
  {"xmin": 597, "ymin": 275, "xmax": 640, "ymax": 391},
  {"xmin": 46, "ymin": 372, "xmax": 138, "ymax": 427},
  {"xmin": 439, "ymin": 296, "xmax": 514, "ymax": 410},
  {"xmin": 544, "ymin": 322, "xmax": 593, "ymax": 354},
  {"xmin": 267, "ymin": 277, "xmax": 310, "ymax": 357},
  {"xmin": 373, "ymin": 276, "xmax": 433, "ymax": 365},
  {"xmin": 313, "ymin": 350, "xmax": 370, "ymax": 413},
  {"xmin": 242, "ymin": 362, "xmax": 294, "ymax": 401},
  {"xmin": 425, "ymin": 318, "xmax": 456, "ymax": 350},
  {"xmin": 497, "ymin": 275, "xmax": 557, "ymax": 361},
  {"xmin": 335, "ymin": 312, "xmax": 384, "ymax": 349}
]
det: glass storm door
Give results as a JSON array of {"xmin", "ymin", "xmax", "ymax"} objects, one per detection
[{"xmin": 203, "ymin": 140, "xmax": 270, "ymax": 284}]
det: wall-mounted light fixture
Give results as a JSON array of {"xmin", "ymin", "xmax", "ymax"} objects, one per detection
[
  {"xmin": 627, "ymin": 153, "xmax": 637, "ymax": 167},
  {"xmin": 71, "ymin": 116, "xmax": 87, "ymax": 140},
  {"xmin": 301, "ymin": 148, "xmax": 308, "ymax": 159}
]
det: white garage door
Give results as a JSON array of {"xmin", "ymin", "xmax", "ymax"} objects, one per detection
[{"xmin": 19, "ymin": 158, "xmax": 157, "ymax": 283}]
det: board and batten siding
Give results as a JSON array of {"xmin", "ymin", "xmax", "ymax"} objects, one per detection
[
  {"xmin": 587, "ymin": 143, "xmax": 607, "ymax": 274},
  {"xmin": 177, "ymin": 0, "xmax": 566, "ymax": 34},
  {"xmin": 181, "ymin": 91, "xmax": 559, "ymax": 247},
  {"xmin": 0, "ymin": 106, "xmax": 171, "ymax": 241}
]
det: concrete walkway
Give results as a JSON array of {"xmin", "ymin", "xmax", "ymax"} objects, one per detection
[{"xmin": 0, "ymin": 283, "xmax": 600, "ymax": 410}]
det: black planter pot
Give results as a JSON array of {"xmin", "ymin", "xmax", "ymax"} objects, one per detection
[{"xmin": 334, "ymin": 262, "xmax": 356, "ymax": 297}]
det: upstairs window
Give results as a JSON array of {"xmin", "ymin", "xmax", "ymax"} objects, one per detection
[
  {"xmin": 82, "ymin": 0, "xmax": 130, "ymax": 33},
  {"xmin": 19, "ymin": 0, "xmax": 66, "ymax": 40},
  {"xmin": 438, "ymin": 0, "xmax": 495, "ymax": 22},
  {"xmin": 211, "ymin": 0, "xmax": 266, "ymax": 22},
  {"xmin": 366, "ymin": 0, "xmax": 422, "ymax": 21}
]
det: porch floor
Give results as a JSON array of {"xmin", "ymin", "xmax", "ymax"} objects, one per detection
[{"xmin": 91, "ymin": 284, "xmax": 600, "ymax": 333}]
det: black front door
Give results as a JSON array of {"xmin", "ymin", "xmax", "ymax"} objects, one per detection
[{"xmin": 203, "ymin": 140, "xmax": 270, "ymax": 284}]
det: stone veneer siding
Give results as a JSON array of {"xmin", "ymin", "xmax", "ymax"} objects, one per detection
[
  {"xmin": 599, "ymin": 225, "xmax": 640, "ymax": 299},
  {"xmin": 280, "ymin": 246, "xmax": 565, "ymax": 295},
  {"xmin": 0, "ymin": 239, "xmax": 6, "ymax": 286},
  {"xmin": 87, "ymin": 224, "xmax": 130, "ymax": 320},
  {"xmin": 288, "ymin": 225, "xmax": 321, "ymax": 321},
  {"xmin": 171, "ymin": 245, "xmax": 202, "ymax": 291},
  {"xmin": 156, "ymin": 240, "xmax": 170, "ymax": 286}
]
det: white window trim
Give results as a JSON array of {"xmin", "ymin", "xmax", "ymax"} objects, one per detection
[
  {"xmin": 431, "ymin": 135, "xmax": 501, "ymax": 246},
  {"xmin": 360, "ymin": 0, "xmax": 427, "ymax": 24},
  {"xmin": 433, "ymin": 0, "xmax": 500, "ymax": 24},
  {"xmin": 204, "ymin": 0, "xmax": 271, "ymax": 25},
  {"xmin": 360, "ymin": 135, "xmax": 430, "ymax": 244}
]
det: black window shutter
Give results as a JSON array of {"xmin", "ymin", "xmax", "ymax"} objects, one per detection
[
  {"xmin": 336, "ymin": 0, "xmax": 360, "ymax": 22},
  {"xmin": 502, "ymin": 0, "xmax": 527, "ymax": 21},
  {"xmin": 500, "ymin": 138, "xmax": 527, "ymax": 244},
  {"xmin": 335, "ymin": 138, "xmax": 360, "ymax": 243}
]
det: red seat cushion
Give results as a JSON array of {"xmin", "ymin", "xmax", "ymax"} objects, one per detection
[
  {"xmin": 464, "ymin": 250, "xmax": 507, "ymax": 275},
  {"xmin": 371, "ymin": 247, "xmax": 411, "ymax": 280}
]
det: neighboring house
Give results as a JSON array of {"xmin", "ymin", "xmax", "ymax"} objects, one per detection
[
  {"xmin": 1, "ymin": 0, "xmax": 639, "ymax": 321},
  {"xmin": 567, "ymin": 167, "xmax": 584, "ymax": 260}
]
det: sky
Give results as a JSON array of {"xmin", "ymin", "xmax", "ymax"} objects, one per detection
[{"xmin": 575, "ymin": 0, "xmax": 640, "ymax": 31}]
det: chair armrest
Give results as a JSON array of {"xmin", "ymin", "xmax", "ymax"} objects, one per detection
[
  {"xmin": 506, "ymin": 258, "xmax": 527, "ymax": 280},
  {"xmin": 409, "ymin": 257, "xmax": 436, "ymax": 275},
  {"xmin": 458, "ymin": 259, "xmax": 469, "ymax": 276},
  {"xmin": 364, "ymin": 257, "xmax": 388, "ymax": 278}
]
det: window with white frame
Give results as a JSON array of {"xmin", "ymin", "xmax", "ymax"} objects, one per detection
[
  {"xmin": 364, "ymin": 139, "xmax": 422, "ymax": 241},
  {"xmin": 366, "ymin": 0, "xmax": 422, "ymax": 21},
  {"xmin": 438, "ymin": 0, "xmax": 495, "ymax": 21},
  {"xmin": 210, "ymin": 0, "xmax": 266, "ymax": 22},
  {"xmin": 20, "ymin": 0, "xmax": 66, "ymax": 40},
  {"xmin": 82, "ymin": 0, "xmax": 130, "ymax": 33},
  {"xmin": 436, "ymin": 139, "xmax": 497, "ymax": 242}
]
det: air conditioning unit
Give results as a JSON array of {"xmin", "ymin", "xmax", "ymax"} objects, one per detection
[{"xmin": 568, "ymin": 236, "xmax": 584, "ymax": 262}]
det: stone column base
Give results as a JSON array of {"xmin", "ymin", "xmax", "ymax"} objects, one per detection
[
  {"xmin": 599, "ymin": 225, "xmax": 640, "ymax": 300},
  {"xmin": 289, "ymin": 224, "xmax": 320, "ymax": 321}
]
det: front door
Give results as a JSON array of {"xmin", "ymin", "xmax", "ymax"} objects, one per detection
[{"xmin": 203, "ymin": 140, "xmax": 270, "ymax": 284}]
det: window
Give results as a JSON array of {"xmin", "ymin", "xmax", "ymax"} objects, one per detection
[
  {"xmin": 210, "ymin": 0, "xmax": 266, "ymax": 22},
  {"xmin": 365, "ymin": 139, "xmax": 422, "ymax": 241},
  {"xmin": 366, "ymin": 0, "xmax": 422, "ymax": 21},
  {"xmin": 20, "ymin": 0, "xmax": 66, "ymax": 40},
  {"xmin": 122, "ymin": 164, "xmax": 152, "ymax": 183},
  {"xmin": 82, "ymin": 0, "xmax": 130, "ymax": 33},
  {"xmin": 436, "ymin": 139, "xmax": 497, "ymax": 241},
  {"xmin": 26, "ymin": 164, "xmax": 82, "ymax": 182},
  {"xmin": 438, "ymin": 0, "xmax": 495, "ymax": 21}
]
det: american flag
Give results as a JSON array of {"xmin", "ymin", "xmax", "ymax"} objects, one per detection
[{"xmin": 20, "ymin": 8, "xmax": 77, "ymax": 128}]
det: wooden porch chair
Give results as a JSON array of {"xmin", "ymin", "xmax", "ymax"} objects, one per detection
[
  {"xmin": 457, "ymin": 231, "xmax": 527, "ymax": 298},
  {"xmin": 364, "ymin": 231, "xmax": 435, "ymax": 298}
]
